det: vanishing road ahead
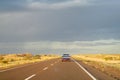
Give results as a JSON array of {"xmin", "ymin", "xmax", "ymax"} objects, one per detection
[{"xmin": 0, "ymin": 58, "xmax": 116, "ymax": 80}]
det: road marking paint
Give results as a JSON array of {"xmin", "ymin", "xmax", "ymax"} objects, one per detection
[
  {"xmin": 55, "ymin": 61, "xmax": 58, "ymax": 63},
  {"xmin": 0, "ymin": 64, "xmax": 32, "ymax": 72},
  {"xmin": 51, "ymin": 64, "xmax": 54, "ymax": 66},
  {"xmin": 25, "ymin": 74, "xmax": 36, "ymax": 80},
  {"xmin": 72, "ymin": 59, "xmax": 97, "ymax": 80},
  {"xmin": 0, "ymin": 61, "xmax": 44, "ymax": 72},
  {"xmin": 43, "ymin": 67, "xmax": 48, "ymax": 70}
]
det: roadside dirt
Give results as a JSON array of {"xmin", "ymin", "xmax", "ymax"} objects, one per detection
[{"xmin": 83, "ymin": 61, "xmax": 120, "ymax": 80}]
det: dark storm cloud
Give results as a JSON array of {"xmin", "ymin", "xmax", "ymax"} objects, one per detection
[
  {"xmin": 0, "ymin": 0, "xmax": 120, "ymax": 11},
  {"xmin": 0, "ymin": 0, "xmax": 120, "ymax": 54},
  {"xmin": 0, "ymin": 0, "xmax": 27, "ymax": 12},
  {"xmin": 0, "ymin": 0, "xmax": 120, "ymax": 42},
  {"xmin": 0, "ymin": 0, "xmax": 97, "ymax": 11}
]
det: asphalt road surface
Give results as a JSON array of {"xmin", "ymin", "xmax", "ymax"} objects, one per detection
[{"xmin": 0, "ymin": 58, "xmax": 116, "ymax": 80}]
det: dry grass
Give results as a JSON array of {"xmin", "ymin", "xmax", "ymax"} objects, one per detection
[
  {"xmin": 72, "ymin": 54, "xmax": 120, "ymax": 69},
  {"xmin": 72, "ymin": 54, "xmax": 120, "ymax": 80},
  {"xmin": 0, "ymin": 53, "xmax": 59, "ymax": 69}
]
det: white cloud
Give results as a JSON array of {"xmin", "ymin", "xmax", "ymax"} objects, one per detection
[
  {"xmin": 22, "ymin": 39, "xmax": 120, "ymax": 53},
  {"xmin": 0, "ymin": 39, "xmax": 120, "ymax": 53},
  {"xmin": 27, "ymin": 0, "xmax": 92, "ymax": 9}
]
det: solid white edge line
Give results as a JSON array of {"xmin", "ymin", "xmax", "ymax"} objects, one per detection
[
  {"xmin": 0, "ymin": 59, "xmax": 51, "ymax": 72},
  {"xmin": 0, "ymin": 64, "xmax": 31, "ymax": 72},
  {"xmin": 72, "ymin": 59, "xmax": 97, "ymax": 80},
  {"xmin": 24, "ymin": 74, "xmax": 36, "ymax": 80},
  {"xmin": 0, "ymin": 61, "xmax": 42, "ymax": 72}
]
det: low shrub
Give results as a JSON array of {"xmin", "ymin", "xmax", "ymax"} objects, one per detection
[
  {"xmin": 2, "ymin": 60, "xmax": 8, "ymax": 64},
  {"xmin": 104, "ymin": 57, "xmax": 113, "ymax": 61},
  {"xmin": 23, "ymin": 54, "xmax": 33, "ymax": 60},
  {"xmin": 0, "ymin": 56, "xmax": 4, "ymax": 60},
  {"xmin": 33, "ymin": 55, "xmax": 41, "ymax": 59}
]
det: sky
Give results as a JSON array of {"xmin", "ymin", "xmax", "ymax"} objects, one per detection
[{"xmin": 0, "ymin": 0, "xmax": 120, "ymax": 54}]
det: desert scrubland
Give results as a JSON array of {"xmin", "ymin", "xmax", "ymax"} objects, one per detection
[
  {"xmin": 73, "ymin": 54, "xmax": 120, "ymax": 80},
  {"xmin": 0, "ymin": 53, "xmax": 59, "ymax": 69}
]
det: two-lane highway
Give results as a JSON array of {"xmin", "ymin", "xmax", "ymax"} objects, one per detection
[
  {"xmin": 31, "ymin": 59, "xmax": 93, "ymax": 80},
  {"xmin": 0, "ymin": 58, "xmax": 116, "ymax": 80}
]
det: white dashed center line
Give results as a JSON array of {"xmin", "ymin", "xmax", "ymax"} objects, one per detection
[
  {"xmin": 43, "ymin": 67, "xmax": 48, "ymax": 70},
  {"xmin": 51, "ymin": 64, "xmax": 54, "ymax": 66},
  {"xmin": 24, "ymin": 74, "xmax": 36, "ymax": 80},
  {"xmin": 24, "ymin": 60, "xmax": 60, "ymax": 80}
]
